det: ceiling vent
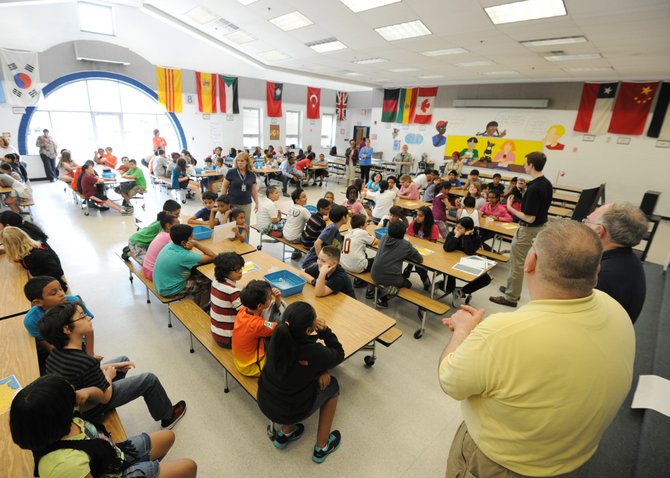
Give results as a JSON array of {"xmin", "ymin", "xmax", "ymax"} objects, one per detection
[
  {"xmin": 74, "ymin": 41, "xmax": 131, "ymax": 66},
  {"xmin": 204, "ymin": 18, "xmax": 239, "ymax": 36}
]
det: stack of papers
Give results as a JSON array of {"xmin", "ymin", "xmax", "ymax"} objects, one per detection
[{"xmin": 452, "ymin": 255, "xmax": 496, "ymax": 276}]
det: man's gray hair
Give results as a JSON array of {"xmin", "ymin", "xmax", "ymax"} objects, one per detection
[
  {"xmin": 600, "ymin": 202, "xmax": 648, "ymax": 247},
  {"xmin": 533, "ymin": 220, "xmax": 603, "ymax": 295}
]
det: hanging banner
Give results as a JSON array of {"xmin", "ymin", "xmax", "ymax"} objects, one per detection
[{"xmin": 0, "ymin": 49, "xmax": 41, "ymax": 107}]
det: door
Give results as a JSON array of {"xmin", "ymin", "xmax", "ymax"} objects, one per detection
[{"xmin": 353, "ymin": 126, "xmax": 370, "ymax": 146}]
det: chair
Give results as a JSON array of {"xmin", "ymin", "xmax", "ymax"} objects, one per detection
[{"xmin": 571, "ymin": 184, "xmax": 605, "ymax": 222}]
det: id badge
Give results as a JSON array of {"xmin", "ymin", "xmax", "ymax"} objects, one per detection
[{"xmin": 241, "ymin": 184, "xmax": 247, "ymax": 192}]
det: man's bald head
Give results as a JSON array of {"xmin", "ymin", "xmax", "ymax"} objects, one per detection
[{"xmin": 532, "ymin": 220, "xmax": 603, "ymax": 296}]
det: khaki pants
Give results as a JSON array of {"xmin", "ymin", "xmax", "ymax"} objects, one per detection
[
  {"xmin": 446, "ymin": 422, "xmax": 582, "ymax": 478},
  {"xmin": 504, "ymin": 225, "xmax": 542, "ymax": 302}
]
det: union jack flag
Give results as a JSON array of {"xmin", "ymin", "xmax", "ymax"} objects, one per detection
[{"xmin": 336, "ymin": 91, "xmax": 348, "ymax": 121}]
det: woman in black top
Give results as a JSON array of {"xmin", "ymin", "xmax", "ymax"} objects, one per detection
[{"xmin": 258, "ymin": 302, "xmax": 344, "ymax": 463}]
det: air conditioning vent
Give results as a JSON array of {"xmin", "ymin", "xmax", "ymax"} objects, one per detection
[{"xmin": 74, "ymin": 41, "xmax": 131, "ymax": 66}]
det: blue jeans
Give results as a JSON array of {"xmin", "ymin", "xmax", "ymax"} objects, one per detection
[{"xmin": 122, "ymin": 432, "xmax": 160, "ymax": 477}]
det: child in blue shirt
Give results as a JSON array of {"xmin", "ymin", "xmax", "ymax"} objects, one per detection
[{"xmin": 187, "ymin": 190, "xmax": 218, "ymax": 225}]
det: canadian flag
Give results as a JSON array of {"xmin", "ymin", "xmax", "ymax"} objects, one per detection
[
  {"xmin": 307, "ymin": 87, "xmax": 320, "ymax": 119},
  {"xmin": 412, "ymin": 87, "xmax": 438, "ymax": 124}
]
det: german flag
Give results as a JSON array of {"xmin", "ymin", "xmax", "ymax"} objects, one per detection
[
  {"xmin": 156, "ymin": 67, "xmax": 182, "ymax": 112},
  {"xmin": 195, "ymin": 72, "xmax": 217, "ymax": 114}
]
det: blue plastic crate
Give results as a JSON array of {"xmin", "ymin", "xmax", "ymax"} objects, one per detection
[
  {"xmin": 194, "ymin": 168, "xmax": 203, "ymax": 174},
  {"xmin": 264, "ymin": 270, "xmax": 306, "ymax": 297},
  {"xmin": 101, "ymin": 172, "xmax": 115, "ymax": 179},
  {"xmin": 305, "ymin": 205, "xmax": 317, "ymax": 214},
  {"xmin": 192, "ymin": 225, "xmax": 212, "ymax": 241},
  {"xmin": 375, "ymin": 227, "xmax": 388, "ymax": 240}
]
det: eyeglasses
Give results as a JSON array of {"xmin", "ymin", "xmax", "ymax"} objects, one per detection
[{"xmin": 69, "ymin": 313, "xmax": 91, "ymax": 325}]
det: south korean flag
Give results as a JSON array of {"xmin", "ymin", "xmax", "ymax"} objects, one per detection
[{"xmin": 1, "ymin": 49, "xmax": 41, "ymax": 107}]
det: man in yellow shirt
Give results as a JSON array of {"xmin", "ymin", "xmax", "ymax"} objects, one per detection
[{"xmin": 439, "ymin": 220, "xmax": 635, "ymax": 477}]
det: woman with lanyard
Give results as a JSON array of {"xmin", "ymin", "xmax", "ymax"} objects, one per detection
[{"xmin": 221, "ymin": 151, "xmax": 258, "ymax": 237}]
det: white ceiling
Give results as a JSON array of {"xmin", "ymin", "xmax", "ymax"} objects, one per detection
[{"xmin": 1, "ymin": 0, "xmax": 669, "ymax": 89}]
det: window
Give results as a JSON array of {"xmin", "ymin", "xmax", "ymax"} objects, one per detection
[
  {"xmin": 243, "ymin": 107, "xmax": 261, "ymax": 149},
  {"xmin": 321, "ymin": 113, "xmax": 335, "ymax": 149},
  {"xmin": 27, "ymin": 78, "xmax": 182, "ymax": 161},
  {"xmin": 78, "ymin": 2, "xmax": 115, "ymax": 36},
  {"xmin": 285, "ymin": 110, "xmax": 301, "ymax": 148}
]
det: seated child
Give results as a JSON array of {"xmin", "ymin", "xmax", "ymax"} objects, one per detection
[
  {"xmin": 340, "ymin": 214, "xmax": 377, "ymax": 275},
  {"xmin": 438, "ymin": 217, "xmax": 492, "ymax": 306},
  {"xmin": 387, "ymin": 176, "xmax": 400, "ymax": 196},
  {"xmin": 370, "ymin": 221, "xmax": 423, "ymax": 308},
  {"xmin": 210, "ymin": 253, "xmax": 286, "ymax": 348},
  {"xmin": 79, "ymin": 164, "xmax": 131, "ymax": 215},
  {"xmin": 143, "ymin": 212, "xmax": 179, "ymax": 280},
  {"xmin": 257, "ymin": 185, "xmax": 284, "ymax": 236},
  {"xmin": 208, "ymin": 194, "xmax": 232, "ymax": 228},
  {"xmin": 422, "ymin": 175, "xmax": 442, "ymax": 202},
  {"xmin": 0, "ymin": 169, "xmax": 32, "ymax": 213},
  {"xmin": 283, "ymin": 188, "xmax": 311, "ymax": 259},
  {"xmin": 369, "ymin": 180, "xmax": 396, "ymax": 224},
  {"xmin": 232, "ymin": 280, "xmax": 278, "ymax": 377},
  {"xmin": 171, "ymin": 158, "xmax": 200, "ymax": 201},
  {"xmin": 398, "ymin": 174, "xmax": 419, "ymax": 200},
  {"xmin": 464, "ymin": 169, "xmax": 481, "ymax": 189},
  {"xmin": 457, "ymin": 196, "xmax": 480, "ymax": 228},
  {"xmin": 0, "ymin": 210, "xmax": 49, "ymax": 244},
  {"xmin": 116, "ymin": 155, "xmax": 130, "ymax": 173},
  {"xmin": 123, "ymin": 199, "xmax": 181, "ymax": 263},
  {"xmin": 341, "ymin": 185, "xmax": 367, "ymax": 218},
  {"xmin": 302, "ymin": 205, "xmax": 349, "ymax": 270},
  {"xmin": 39, "ymin": 302, "xmax": 186, "ymax": 428},
  {"xmin": 228, "ymin": 208, "xmax": 248, "ymax": 242},
  {"xmin": 311, "ymin": 153, "xmax": 329, "ymax": 186},
  {"xmin": 480, "ymin": 190, "xmax": 513, "ymax": 222},
  {"xmin": 447, "ymin": 169, "xmax": 462, "ymax": 187},
  {"xmin": 257, "ymin": 302, "xmax": 343, "ymax": 462},
  {"xmin": 3, "ymin": 226, "xmax": 68, "ymax": 292},
  {"xmin": 324, "ymin": 191, "xmax": 335, "ymax": 205},
  {"xmin": 10, "ymin": 375, "xmax": 197, "ymax": 478},
  {"xmin": 299, "ymin": 246, "xmax": 356, "ymax": 298},
  {"xmin": 23, "ymin": 276, "xmax": 96, "ymax": 372},
  {"xmin": 187, "ymin": 190, "xmax": 218, "ymax": 224},
  {"xmin": 117, "ymin": 159, "xmax": 146, "ymax": 209},
  {"xmin": 153, "ymin": 224, "xmax": 216, "ymax": 308},
  {"xmin": 366, "ymin": 172, "xmax": 382, "ymax": 193},
  {"xmin": 379, "ymin": 205, "xmax": 408, "ymax": 228},
  {"xmin": 301, "ymin": 198, "xmax": 331, "ymax": 249},
  {"xmin": 404, "ymin": 206, "xmax": 439, "ymax": 290},
  {"xmin": 487, "ymin": 173, "xmax": 505, "ymax": 196},
  {"xmin": 432, "ymin": 181, "xmax": 452, "ymax": 238}
]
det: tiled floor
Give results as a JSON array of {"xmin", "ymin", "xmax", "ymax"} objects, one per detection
[{"xmin": 18, "ymin": 178, "xmax": 669, "ymax": 477}]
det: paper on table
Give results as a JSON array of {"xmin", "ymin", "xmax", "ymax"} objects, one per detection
[
  {"xmin": 0, "ymin": 374, "xmax": 22, "ymax": 414},
  {"xmin": 415, "ymin": 247, "xmax": 434, "ymax": 256},
  {"xmin": 502, "ymin": 224, "xmax": 519, "ymax": 229},
  {"xmin": 242, "ymin": 261, "xmax": 261, "ymax": 274},
  {"xmin": 213, "ymin": 222, "xmax": 236, "ymax": 242},
  {"xmin": 460, "ymin": 256, "xmax": 496, "ymax": 269},
  {"xmin": 631, "ymin": 375, "xmax": 670, "ymax": 417}
]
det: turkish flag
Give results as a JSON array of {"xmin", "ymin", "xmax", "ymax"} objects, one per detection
[
  {"xmin": 608, "ymin": 82, "xmax": 659, "ymax": 135},
  {"xmin": 307, "ymin": 87, "xmax": 320, "ymax": 119},
  {"xmin": 266, "ymin": 81, "xmax": 283, "ymax": 117}
]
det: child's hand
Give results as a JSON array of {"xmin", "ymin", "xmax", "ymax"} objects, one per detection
[
  {"xmin": 314, "ymin": 317, "xmax": 327, "ymax": 331},
  {"xmin": 112, "ymin": 361, "xmax": 135, "ymax": 372},
  {"xmin": 75, "ymin": 388, "xmax": 93, "ymax": 406},
  {"xmin": 271, "ymin": 287, "xmax": 282, "ymax": 304},
  {"xmin": 318, "ymin": 372, "xmax": 331, "ymax": 391}
]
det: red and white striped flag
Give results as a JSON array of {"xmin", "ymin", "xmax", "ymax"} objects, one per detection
[
  {"xmin": 336, "ymin": 91, "xmax": 348, "ymax": 121},
  {"xmin": 413, "ymin": 87, "xmax": 438, "ymax": 124}
]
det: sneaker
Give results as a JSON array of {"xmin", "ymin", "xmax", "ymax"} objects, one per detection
[
  {"xmin": 376, "ymin": 297, "xmax": 389, "ymax": 309},
  {"xmin": 402, "ymin": 265, "xmax": 412, "ymax": 278},
  {"xmin": 452, "ymin": 288, "xmax": 464, "ymax": 308},
  {"xmin": 121, "ymin": 208, "xmax": 133, "ymax": 216},
  {"xmin": 312, "ymin": 430, "xmax": 341, "ymax": 464},
  {"xmin": 290, "ymin": 251, "xmax": 303, "ymax": 260},
  {"xmin": 365, "ymin": 289, "xmax": 375, "ymax": 300},
  {"xmin": 353, "ymin": 278, "xmax": 367, "ymax": 288},
  {"xmin": 273, "ymin": 423, "xmax": 305, "ymax": 449},
  {"xmin": 161, "ymin": 401, "xmax": 187, "ymax": 429}
]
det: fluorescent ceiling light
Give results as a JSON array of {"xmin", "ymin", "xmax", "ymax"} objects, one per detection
[
  {"xmin": 184, "ymin": 6, "xmax": 219, "ymax": 25},
  {"xmin": 353, "ymin": 58, "xmax": 387, "ymax": 64},
  {"xmin": 258, "ymin": 50, "xmax": 290, "ymax": 61},
  {"xmin": 269, "ymin": 11, "xmax": 313, "ymax": 31},
  {"xmin": 521, "ymin": 36, "xmax": 587, "ymax": 47},
  {"xmin": 562, "ymin": 66, "xmax": 613, "ymax": 72},
  {"xmin": 545, "ymin": 53, "xmax": 602, "ymax": 62},
  {"xmin": 455, "ymin": 60, "xmax": 495, "ymax": 67},
  {"xmin": 340, "ymin": 0, "xmax": 401, "ymax": 13},
  {"xmin": 485, "ymin": 0, "xmax": 566, "ymax": 25},
  {"xmin": 375, "ymin": 20, "xmax": 431, "ymax": 41},
  {"xmin": 226, "ymin": 30, "xmax": 256, "ymax": 44},
  {"xmin": 306, "ymin": 38, "xmax": 347, "ymax": 53},
  {"xmin": 237, "ymin": 0, "xmax": 258, "ymax": 5},
  {"xmin": 481, "ymin": 70, "xmax": 519, "ymax": 76},
  {"xmin": 390, "ymin": 67, "xmax": 418, "ymax": 72},
  {"xmin": 421, "ymin": 48, "xmax": 467, "ymax": 56},
  {"xmin": 419, "ymin": 74, "xmax": 445, "ymax": 79}
]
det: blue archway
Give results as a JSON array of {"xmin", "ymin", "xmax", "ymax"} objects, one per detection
[{"xmin": 18, "ymin": 71, "xmax": 187, "ymax": 154}]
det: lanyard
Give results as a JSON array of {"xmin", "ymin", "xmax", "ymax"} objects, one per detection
[{"xmin": 237, "ymin": 168, "xmax": 246, "ymax": 183}]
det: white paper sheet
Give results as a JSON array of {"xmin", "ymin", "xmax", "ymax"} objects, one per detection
[
  {"xmin": 631, "ymin": 375, "xmax": 670, "ymax": 417},
  {"xmin": 213, "ymin": 222, "xmax": 236, "ymax": 242}
]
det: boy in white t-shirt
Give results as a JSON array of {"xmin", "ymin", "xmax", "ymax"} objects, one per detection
[
  {"xmin": 256, "ymin": 186, "xmax": 284, "ymax": 236},
  {"xmin": 208, "ymin": 195, "xmax": 232, "ymax": 228},
  {"xmin": 282, "ymin": 188, "xmax": 310, "ymax": 259},
  {"xmin": 341, "ymin": 214, "xmax": 378, "ymax": 289}
]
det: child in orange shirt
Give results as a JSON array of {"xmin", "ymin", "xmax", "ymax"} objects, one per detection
[{"xmin": 232, "ymin": 281, "xmax": 277, "ymax": 377}]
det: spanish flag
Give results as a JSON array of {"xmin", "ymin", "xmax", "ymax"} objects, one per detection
[
  {"xmin": 195, "ymin": 72, "xmax": 217, "ymax": 114},
  {"xmin": 156, "ymin": 67, "xmax": 182, "ymax": 113}
]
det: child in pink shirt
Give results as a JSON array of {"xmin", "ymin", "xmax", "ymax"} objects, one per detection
[
  {"xmin": 480, "ymin": 190, "xmax": 513, "ymax": 222},
  {"xmin": 404, "ymin": 206, "xmax": 439, "ymax": 290},
  {"xmin": 342, "ymin": 185, "xmax": 367, "ymax": 218},
  {"xmin": 398, "ymin": 174, "xmax": 419, "ymax": 200},
  {"xmin": 142, "ymin": 213, "xmax": 179, "ymax": 280}
]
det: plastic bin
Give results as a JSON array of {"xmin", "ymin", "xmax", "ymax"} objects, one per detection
[
  {"xmin": 194, "ymin": 168, "xmax": 203, "ymax": 174},
  {"xmin": 101, "ymin": 172, "xmax": 116, "ymax": 179},
  {"xmin": 305, "ymin": 205, "xmax": 317, "ymax": 214},
  {"xmin": 264, "ymin": 270, "xmax": 306, "ymax": 297},
  {"xmin": 374, "ymin": 227, "xmax": 388, "ymax": 240},
  {"xmin": 192, "ymin": 225, "xmax": 212, "ymax": 241}
]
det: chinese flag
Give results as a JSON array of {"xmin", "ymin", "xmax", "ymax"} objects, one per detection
[
  {"xmin": 266, "ymin": 81, "xmax": 283, "ymax": 117},
  {"xmin": 608, "ymin": 82, "xmax": 659, "ymax": 135},
  {"xmin": 307, "ymin": 87, "xmax": 320, "ymax": 119},
  {"xmin": 195, "ymin": 72, "xmax": 217, "ymax": 114}
]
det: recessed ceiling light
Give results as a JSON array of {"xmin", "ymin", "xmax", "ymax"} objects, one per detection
[
  {"xmin": 421, "ymin": 48, "xmax": 468, "ymax": 56},
  {"xmin": 344, "ymin": 72, "xmax": 364, "ymax": 76},
  {"xmin": 353, "ymin": 58, "xmax": 387, "ymax": 64},
  {"xmin": 545, "ymin": 53, "xmax": 602, "ymax": 62},
  {"xmin": 390, "ymin": 67, "xmax": 418, "ymax": 72},
  {"xmin": 184, "ymin": 6, "xmax": 219, "ymax": 25},
  {"xmin": 226, "ymin": 30, "xmax": 257, "ymax": 44},
  {"xmin": 375, "ymin": 20, "xmax": 431, "ymax": 41},
  {"xmin": 340, "ymin": 0, "xmax": 401, "ymax": 13},
  {"xmin": 485, "ymin": 0, "xmax": 566, "ymax": 25},
  {"xmin": 562, "ymin": 66, "xmax": 613, "ymax": 72},
  {"xmin": 481, "ymin": 70, "xmax": 519, "ymax": 76},
  {"xmin": 455, "ymin": 60, "xmax": 495, "ymax": 67},
  {"xmin": 237, "ymin": 0, "xmax": 258, "ymax": 5},
  {"xmin": 306, "ymin": 37, "xmax": 348, "ymax": 53},
  {"xmin": 521, "ymin": 36, "xmax": 587, "ymax": 47},
  {"xmin": 418, "ymin": 74, "xmax": 445, "ymax": 79},
  {"xmin": 269, "ymin": 11, "xmax": 313, "ymax": 31},
  {"xmin": 258, "ymin": 50, "xmax": 290, "ymax": 61}
]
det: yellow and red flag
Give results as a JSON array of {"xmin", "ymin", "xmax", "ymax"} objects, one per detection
[
  {"xmin": 195, "ymin": 72, "xmax": 217, "ymax": 114},
  {"xmin": 156, "ymin": 66, "xmax": 182, "ymax": 112}
]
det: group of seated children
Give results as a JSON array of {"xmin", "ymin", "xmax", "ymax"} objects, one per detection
[{"xmin": 0, "ymin": 162, "xmax": 32, "ymax": 213}]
